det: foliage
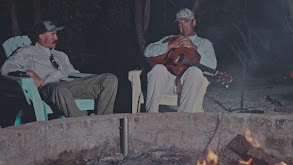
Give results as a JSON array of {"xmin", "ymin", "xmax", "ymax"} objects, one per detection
[
  {"xmin": 39, "ymin": 0, "xmax": 293, "ymax": 70},
  {"xmin": 40, "ymin": 0, "xmax": 133, "ymax": 68},
  {"xmin": 198, "ymin": 0, "xmax": 293, "ymax": 70},
  {"xmin": 42, "ymin": 0, "xmax": 102, "ymax": 53},
  {"xmin": 42, "ymin": 0, "xmax": 132, "ymax": 53}
]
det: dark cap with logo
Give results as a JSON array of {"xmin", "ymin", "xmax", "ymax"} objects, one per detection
[{"xmin": 33, "ymin": 20, "xmax": 64, "ymax": 35}]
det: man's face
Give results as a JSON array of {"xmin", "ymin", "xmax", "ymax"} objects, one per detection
[
  {"xmin": 177, "ymin": 19, "xmax": 196, "ymax": 37},
  {"xmin": 38, "ymin": 31, "xmax": 58, "ymax": 49}
]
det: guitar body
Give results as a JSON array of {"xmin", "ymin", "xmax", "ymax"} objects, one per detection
[
  {"xmin": 149, "ymin": 36, "xmax": 233, "ymax": 84},
  {"xmin": 150, "ymin": 48, "xmax": 201, "ymax": 76}
]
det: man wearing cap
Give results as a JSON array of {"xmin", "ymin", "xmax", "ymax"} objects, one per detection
[
  {"xmin": 1, "ymin": 20, "xmax": 118, "ymax": 117},
  {"xmin": 144, "ymin": 8, "xmax": 217, "ymax": 113}
]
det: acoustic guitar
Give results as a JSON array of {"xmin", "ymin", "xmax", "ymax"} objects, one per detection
[{"xmin": 150, "ymin": 46, "xmax": 233, "ymax": 85}]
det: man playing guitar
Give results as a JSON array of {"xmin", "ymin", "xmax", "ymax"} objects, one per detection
[{"xmin": 144, "ymin": 8, "xmax": 217, "ymax": 113}]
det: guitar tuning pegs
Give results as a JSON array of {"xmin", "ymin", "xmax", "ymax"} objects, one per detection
[{"xmin": 226, "ymin": 84, "xmax": 229, "ymax": 88}]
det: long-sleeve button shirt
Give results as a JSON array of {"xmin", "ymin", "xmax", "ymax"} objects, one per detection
[
  {"xmin": 144, "ymin": 34, "xmax": 217, "ymax": 72},
  {"xmin": 1, "ymin": 43, "xmax": 79, "ymax": 86}
]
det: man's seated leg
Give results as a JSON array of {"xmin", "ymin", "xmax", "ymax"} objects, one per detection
[
  {"xmin": 93, "ymin": 73, "xmax": 118, "ymax": 115},
  {"xmin": 40, "ymin": 73, "xmax": 118, "ymax": 117},
  {"xmin": 40, "ymin": 81, "xmax": 84, "ymax": 117},
  {"xmin": 67, "ymin": 73, "xmax": 118, "ymax": 115},
  {"xmin": 192, "ymin": 77, "xmax": 209, "ymax": 113},
  {"xmin": 146, "ymin": 64, "xmax": 176, "ymax": 112},
  {"xmin": 177, "ymin": 67, "xmax": 204, "ymax": 112}
]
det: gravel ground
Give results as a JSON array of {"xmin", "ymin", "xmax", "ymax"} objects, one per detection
[
  {"xmin": 64, "ymin": 147, "xmax": 240, "ymax": 165},
  {"xmin": 64, "ymin": 147, "xmax": 288, "ymax": 165},
  {"xmin": 204, "ymin": 71, "xmax": 293, "ymax": 115},
  {"xmin": 159, "ymin": 69, "xmax": 293, "ymax": 114}
]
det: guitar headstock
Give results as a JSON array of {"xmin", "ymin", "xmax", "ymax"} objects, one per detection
[{"xmin": 216, "ymin": 71, "xmax": 233, "ymax": 86}]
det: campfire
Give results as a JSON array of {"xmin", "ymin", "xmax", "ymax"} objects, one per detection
[
  {"xmin": 65, "ymin": 124, "xmax": 293, "ymax": 165},
  {"xmin": 197, "ymin": 128, "xmax": 290, "ymax": 165},
  {"xmin": 3, "ymin": 113, "xmax": 292, "ymax": 165}
]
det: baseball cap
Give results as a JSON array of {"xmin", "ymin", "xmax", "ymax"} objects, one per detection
[
  {"xmin": 33, "ymin": 20, "xmax": 64, "ymax": 35},
  {"xmin": 175, "ymin": 8, "xmax": 194, "ymax": 21}
]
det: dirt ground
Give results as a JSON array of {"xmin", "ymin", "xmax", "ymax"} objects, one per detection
[
  {"xmin": 157, "ymin": 65, "xmax": 293, "ymax": 115},
  {"xmin": 64, "ymin": 147, "xmax": 288, "ymax": 165},
  {"xmin": 204, "ymin": 66, "xmax": 293, "ymax": 115},
  {"xmin": 64, "ymin": 148, "xmax": 238, "ymax": 165}
]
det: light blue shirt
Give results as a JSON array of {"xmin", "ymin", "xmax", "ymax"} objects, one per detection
[
  {"xmin": 1, "ymin": 43, "xmax": 79, "ymax": 86},
  {"xmin": 144, "ymin": 34, "xmax": 217, "ymax": 70}
]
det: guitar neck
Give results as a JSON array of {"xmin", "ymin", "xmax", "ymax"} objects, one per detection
[{"xmin": 183, "ymin": 59, "xmax": 218, "ymax": 75}]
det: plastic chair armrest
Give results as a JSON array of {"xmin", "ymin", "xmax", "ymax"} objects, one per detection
[
  {"xmin": 128, "ymin": 70, "xmax": 142, "ymax": 91},
  {"xmin": 128, "ymin": 70, "xmax": 143, "ymax": 113},
  {"xmin": 3, "ymin": 75, "xmax": 34, "ymax": 105}
]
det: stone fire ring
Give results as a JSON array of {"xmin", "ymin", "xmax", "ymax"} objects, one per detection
[{"xmin": 0, "ymin": 112, "xmax": 293, "ymax": 164}]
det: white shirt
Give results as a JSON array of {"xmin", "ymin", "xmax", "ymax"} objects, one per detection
[
  {"xmin": 144, "ymin": 34, "xmax": 217, "ymax": 70},
  {"xmin": 1, "ymin": 43, "xmax": 79, "ymax": 86}
]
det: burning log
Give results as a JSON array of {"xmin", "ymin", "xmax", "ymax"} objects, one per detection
[{"xmin": 227, "ymin": 134, "xmax": 275, "ymax": 165}]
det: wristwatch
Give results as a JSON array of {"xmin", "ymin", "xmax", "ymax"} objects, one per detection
[{"xmin": 8, "ymin": 71, "xmax": 27, "ymax": 77}]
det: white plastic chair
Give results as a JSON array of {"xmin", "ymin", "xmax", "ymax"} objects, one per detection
[{"xmin": 128, "ymin": 70, "xmax": 209, "ymax": 113}]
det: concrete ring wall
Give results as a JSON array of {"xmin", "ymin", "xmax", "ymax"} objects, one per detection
[{"xmin": 0, "ymin": 112, "xmax": 293, "ymax": 165}]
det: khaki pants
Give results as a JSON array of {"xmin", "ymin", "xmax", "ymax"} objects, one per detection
[
  {"xmin": 40, "ymin": 73, "xmax": 118, "ymax": 117},
  {"xmin": 146, "ymin": 64, "xmax": 204, "ymax": 113}
]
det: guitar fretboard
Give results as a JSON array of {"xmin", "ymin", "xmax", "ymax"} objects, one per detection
[{"xmin": 182, "ymin": 58, "xmax": 217, "ymax": 75}]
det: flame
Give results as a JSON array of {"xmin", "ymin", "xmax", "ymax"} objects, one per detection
[
  {"xmin": 238, "ymin": 158, "xmax": 288, "ymax": 165},
  {"xmin": 197, "ymin": 148, "xmax": 218, "ymax": 165},
  {"xmin": 196, "ymin": 129, "xmax": 288, "ymax": 165},
  {"xmin": 197, "ymin": 160, "xmax": 207, "ymax": 165},
  {"xmin": 206, "ymin": 148, "xmax": 218, "ymax": 165},
  {"xmin": 239, "ymin": 158, "xmax": 253, "ymax": 165},
  {"xmin": 274, "ymin": 162, "xmax": 288, "ymax": 165},
  {"xmin": 244, "ymin": 128, "xmax": 260, "ymax": 148},
  {"xmin": 243, "ymin": 129, "xmax": 288, "ymax": 165}
]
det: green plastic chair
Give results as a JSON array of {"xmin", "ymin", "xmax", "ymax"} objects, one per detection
[{"xmin": 2, "ymin": 35, "xmax": 95, "ymax": 125}]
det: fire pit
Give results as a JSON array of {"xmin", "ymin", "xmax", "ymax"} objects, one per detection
[{"xmin": 0, "ymin": 113, "xmax": 293, "ymax": 165}]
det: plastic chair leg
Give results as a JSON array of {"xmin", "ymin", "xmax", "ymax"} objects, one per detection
[
  {"xmin": 14, "ymin": 109, "xmax": 24, "ymax": 125},
  {"xmin": 58, "ymin": 115, "xmax": 66, "ymax": 119}
]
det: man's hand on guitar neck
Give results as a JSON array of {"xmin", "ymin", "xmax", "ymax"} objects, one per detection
[{"xmin": 167, "ymin": 36, "xmax": 197, "ymax": 51}]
